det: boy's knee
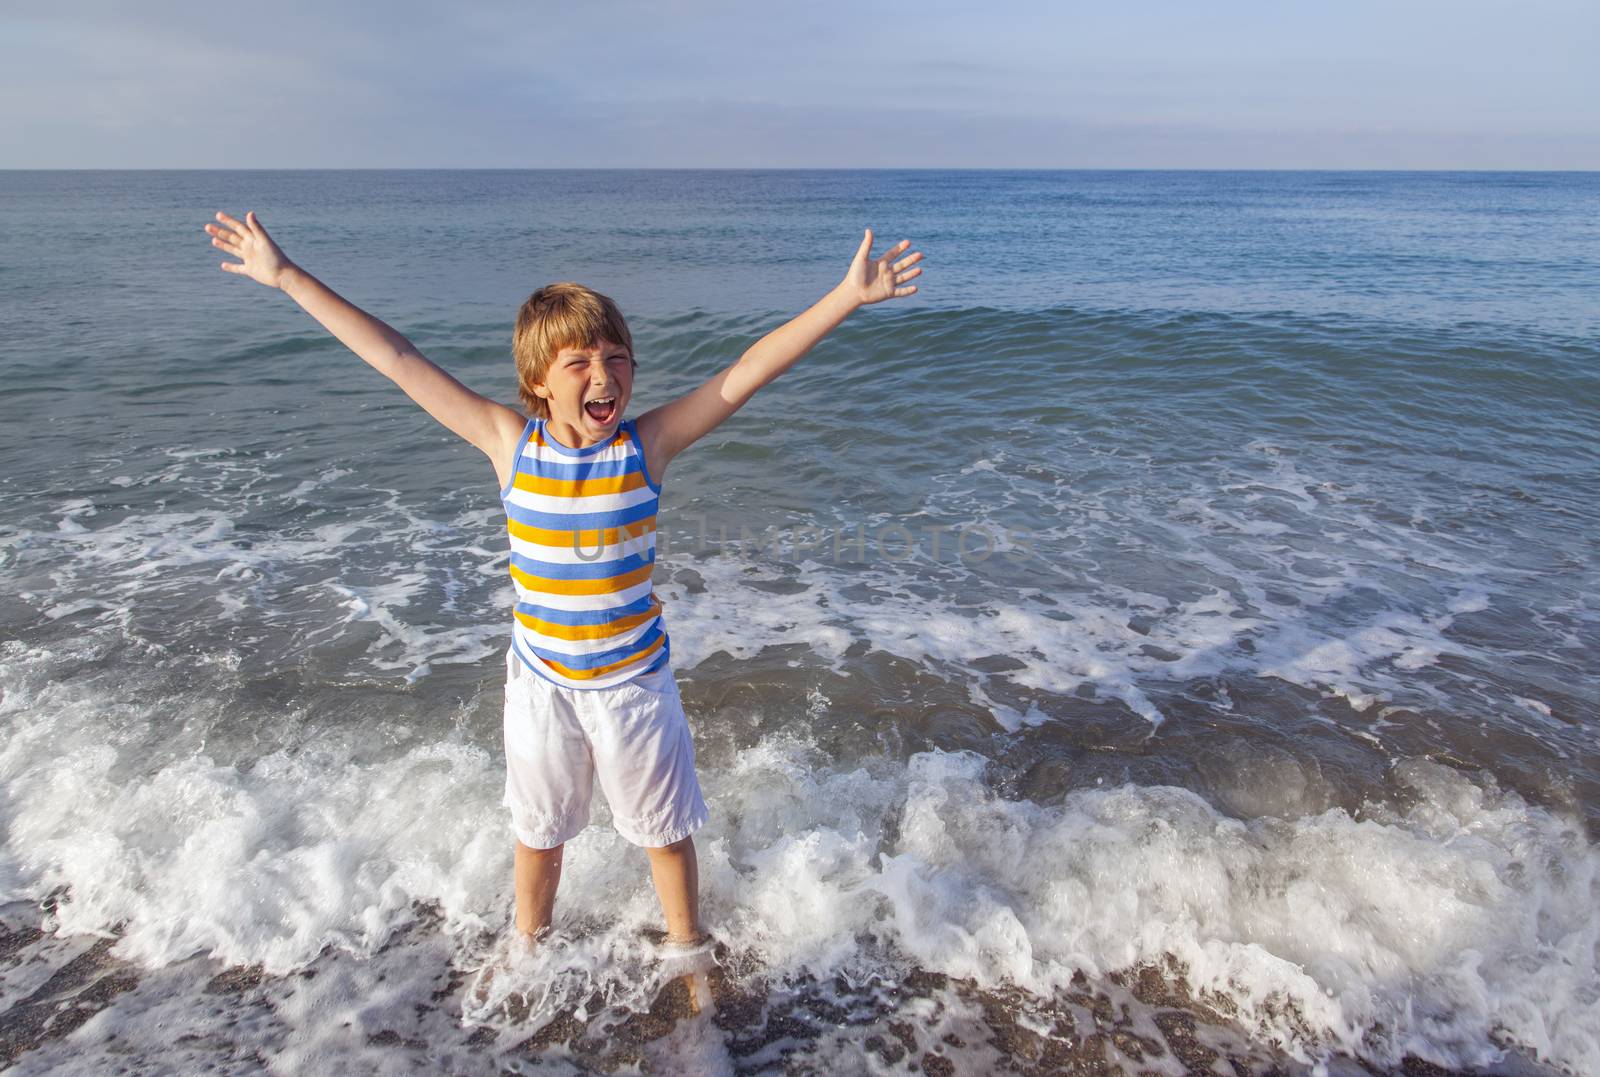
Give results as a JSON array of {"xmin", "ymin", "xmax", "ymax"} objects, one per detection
[{"xmin": 646, "ymin": 836, "xmax": 693, "ymax": 856}]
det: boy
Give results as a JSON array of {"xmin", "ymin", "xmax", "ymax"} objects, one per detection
[{"xmin": 202, "ymin": 209, "xmax": 923, "ymax": 950}]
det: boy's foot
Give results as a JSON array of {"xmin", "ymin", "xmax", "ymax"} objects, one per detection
[
  {"xmin": 462, "ymin": 929, "xmax": 543, "ymax": 1023},
  {"xmin": 649, "ymin": 930, "xmax": 719, "ymax": 1017}
]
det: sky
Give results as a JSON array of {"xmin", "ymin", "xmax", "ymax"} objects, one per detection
[{"xmin": 4, "ymin": 0, "xmax": 1598, "ymax": 169}]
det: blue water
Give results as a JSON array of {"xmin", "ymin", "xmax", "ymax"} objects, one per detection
[{"xmin": 1, "ymin": 171, "xmax": 1597, "ymax": 1074}]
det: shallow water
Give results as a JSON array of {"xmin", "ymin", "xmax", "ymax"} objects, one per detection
[{"xmin": 1, "ymin": 169, "xmax": 1597, "ymax": 1073}]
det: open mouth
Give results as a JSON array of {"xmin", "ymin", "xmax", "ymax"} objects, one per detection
[{"xmin": 583, "ymin": 396, "xmax": 618, "ymax": 424}]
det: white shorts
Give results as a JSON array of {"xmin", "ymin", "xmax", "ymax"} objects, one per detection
[{"xmin": 501, "ymin": 646, "xmax": 709, "ymax": 850}]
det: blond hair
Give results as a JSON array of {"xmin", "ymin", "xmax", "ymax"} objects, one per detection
[{"xmin": 511, "ymin": 283, "xmax": 635, "ymax": 418}]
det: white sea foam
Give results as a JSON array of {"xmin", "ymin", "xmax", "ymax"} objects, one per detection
[
  {"xmin": 1, "ymin": 642, "xmax": 1595, "ymax": 1073},
  {"xmin": 325, "ymin": 573, "xmax": 505, "ymax": 680},
  {"xmin": 657, "ymin": 543, "xmax": 1483, "ymax": 735},
  {"xmin": 645, "ymin": 429, "xmax": 1585, "ymax": 758},
  {"xmin": 8, "ymin": 415, "xmax": 1582, "ymax": 765},
  {"xmin": 0, "ymin": 649, "xmax": 507, "ymax": 973},
  {"xmin": 286, "ymin": 465, "xmax": 354, "ymax": 501},
  {"xmin": 2, "ymin": 407, "xmax": 1593, "ymax": 1071},
  {"xmin": 8, "ymin": 492, "xmax": 516, "ymax": 682}
]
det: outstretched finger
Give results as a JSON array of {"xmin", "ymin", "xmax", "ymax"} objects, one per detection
[
  {"xmin": 891, "ymin": 250, "xmax": 923, "ymax": 273},
  {"xmin": 895, "ymin": 266, "xmax": 923, "ymax": 285},
  {"xmin": 855, "ymin": 227, "xmax": 874, "ymax": 262},
  {"xmin": 220, "ymin": 260, "xmax": 244, "ymax": 274},
  {"xmin": 212, "ymin": 213, "xmax": 250, "ymax": 245},
  {"xmin": 893, "ymin": 285, "xmax": 918, "ymax": 298},
  {"xmin": 245, "ymin": 210, "xmax": 268, "ymax": 238},
  {"xmin": 215, "ymin": 211, "xmax": 251, "ymax": 240},
  {"xmin": 878, "ymin": 239, "xmax": 912, "ymax": 264}
]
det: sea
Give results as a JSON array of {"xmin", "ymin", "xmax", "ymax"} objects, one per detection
[{"xmin": 1, "ymin": 170, "xmax": 1596, "ymax": 1075}]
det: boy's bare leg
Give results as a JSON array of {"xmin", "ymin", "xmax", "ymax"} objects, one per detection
[
  {"xmin": 645, "ymin": 836, "xmax": 702, "ymax": 942},
  {"xmin": 514, "ymin": 840, "xmax": 563, "ymax": 937},
  {"xmin": 647, "ymin": 835, "xmax": 709, "ymax": 1015}
]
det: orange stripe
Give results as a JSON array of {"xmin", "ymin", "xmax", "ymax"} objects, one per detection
[
  {"xmin": 514, "ymin": 602, "xmax": 660, "ymax": 641},
  {"xmin": 512, "ymin": 471, "xmax": 647, "ymax": 498},
  {"xmin": 507, "ymin": 518, "xmax": 656, "ymax": 548},
  {"xmin": 509, "ymin": 561, "xmax": 654, "ymax": 596},
  {"xmin": 536, "ymin": 634, "xmax": 665, "ymax": 682}
]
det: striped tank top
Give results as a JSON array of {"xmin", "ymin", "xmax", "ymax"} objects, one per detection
[{"xmin": 499, "ymin": 416, "xmax": 669, "ymax": 689}]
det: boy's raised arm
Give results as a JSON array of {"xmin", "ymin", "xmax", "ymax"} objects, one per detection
[
  {"xmin": 204, "ymin": 211, "xmax": 526, "ymax": 476},
  {"xmin": 636, "ymin": 228, "xmax": 923, "ymax": 479}
]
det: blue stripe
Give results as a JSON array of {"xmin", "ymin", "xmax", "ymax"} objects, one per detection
[
  {"xmin": 624, "ymin": 421, "xmax": 663, "ymax": 495},
  {"xmin": 504, "ymin": 417, "xmax": 670, "ymax": 687},
  {"xmin": 510, "ymin": 549, "xmax": 654, "ymax": 581},
  {"xmin": 637, "ymin": 646, "xmax": 670, "ymax": 677},
  {"xmin": 499, "ymin": 419, "xmax": 537, "ymax": 500},
  {"xmin": 511, "ymin": 633, "xmax": 671, "ymax": 690},
  {"xmin": 522, "ymin": 623, "xmax": 665, "ymax": 671},
  {"xmin": 504, "ymin": 497, "xmax": 658, "ymax": 532},
  {"xmin": 515, "ymin": 594, "xmax": 658, "ymax": 625},
  {"xmin": 513, "ymin": 454, "xmax": 641, "ymax": 482}
]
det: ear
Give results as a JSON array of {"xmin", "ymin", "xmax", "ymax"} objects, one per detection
[{"xmin": 532, "ymin": 382, "xmax": 550, "ymax": 399}]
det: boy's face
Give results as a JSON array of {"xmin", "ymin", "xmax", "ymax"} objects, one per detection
[{"xmin": 535, "ymin": 338, "xmax": 635, "ymax": 439}]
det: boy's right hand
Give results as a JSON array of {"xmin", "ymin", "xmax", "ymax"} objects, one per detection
[{"xmin": 205, "ymin": 211, "xmax": 296, "ymax": 289}]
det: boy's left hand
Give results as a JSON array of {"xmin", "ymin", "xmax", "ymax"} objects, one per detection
[
  {"xmin": 841, "ymin": 228, "xmax": 923, "ymax": 306},
  {"xmin": 206, "ymin": 210, "xmax": 296, "ymax": 290}
]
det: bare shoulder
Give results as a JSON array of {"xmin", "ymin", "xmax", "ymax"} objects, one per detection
[{"xmin": 489, "ymin": 401, "xmax": 531, "ymax": 446}]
